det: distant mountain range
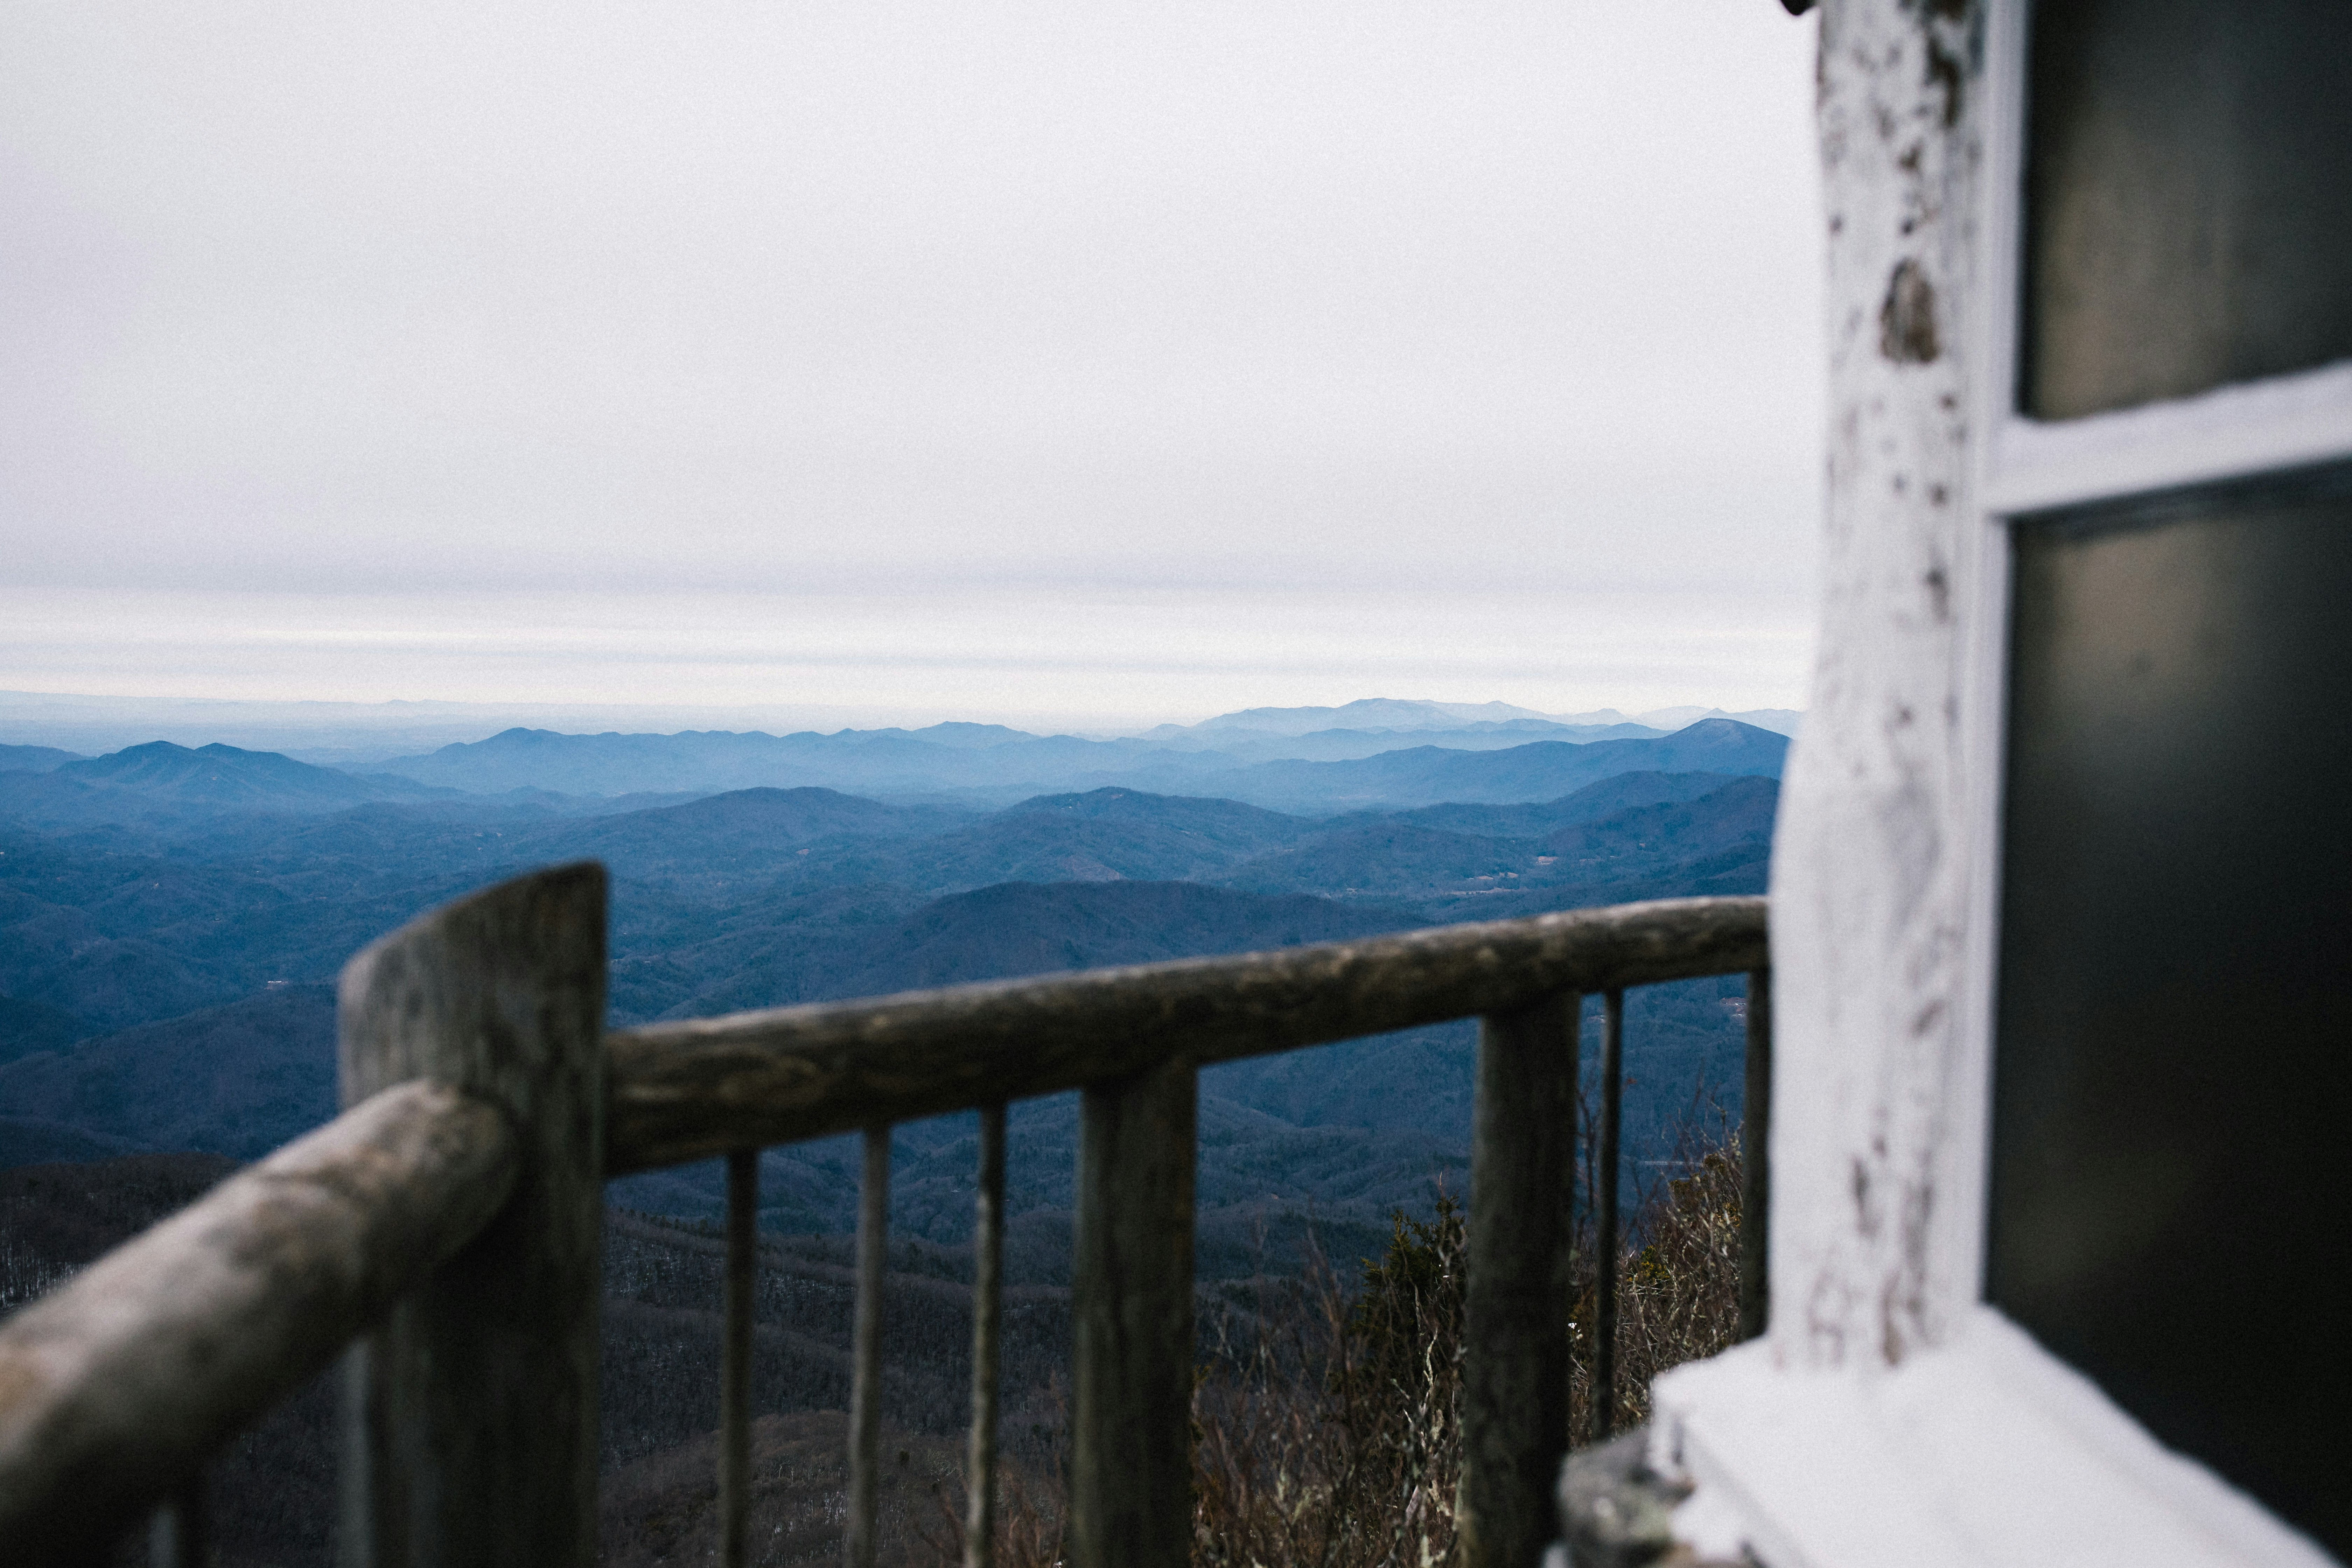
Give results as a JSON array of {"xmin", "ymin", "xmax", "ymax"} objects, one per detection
[
  {"xmin": 0, "ymin": 745, "xmax": 83, "ymax": 774},
  {"xmin": 0, "ymin": 760, "xmax": 1771, "ymax": 1153},
  {"xmin": 1133, "ymin": 718, "xmax": 1786, "ymax": 813},
  {"xmin": 0, "ymin": 741, "xmax": 468, "ymax": 832},
  {"xmin": 359, "ymin": 720, "xmax": 1652, "ymax": 800},
  {"xmin": 0, "ymin": 726, "xmax": 1781, "ymax": 1042},
  {"xmin": 1142, "ymin": 698, "xmax": 1800, "ymax": 739},
  {"xmin": 354, "ymin": 714, "xmax": 1786, "ymax": 806},
  {"xmin": 0, "ymin": 696, "xmax": 1787, "ymax": 1243},
  {"xmin": 0, "ymin": 696, "xmax": 1798, "ymax": 810}
]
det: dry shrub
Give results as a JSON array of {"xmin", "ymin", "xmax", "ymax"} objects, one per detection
[
  {"xmin": 983, "ymin": 1460, "xmax": 1069, "ymax": 1568},
  {"xmin": 952, "ymin": 1204, "xmax": 1467, "ymax": 1568},
  {"xmin": 602, "ymin": 1410, "xmax": 965, "ymax": 1568},
  {"xmin": 915, "ymin": 1449, "xmax": 1068, "ymax": 1568},
  {"xmin": 915, "ymin": 1381, "xmax": 1070, "ymax": 1568},
  {"xmin": 1191, "ymin": 1197, "xmax": 1465, "ymax": 1568},
  {"xmin": 1569, "ymin": 1127, "xmax": 1746, "ymax": 1439},
  {"xmin": 973, "ymin": 1119, "xmax": 1745, "ymax": 1567}
]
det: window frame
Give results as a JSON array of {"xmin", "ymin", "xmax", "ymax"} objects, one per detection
[{"xmin": 1952, "ymin": 0, "xmax": 2352, "ymax": 1321}]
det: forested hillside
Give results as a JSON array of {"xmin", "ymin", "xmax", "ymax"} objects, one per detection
[
  {"xmin": 0, "ymin": 717, "xmax": 1779, "ymax": 1253},
  {"xmin": 0, "ymin": 709, "xmax": 1781, "ymax": 1564}
]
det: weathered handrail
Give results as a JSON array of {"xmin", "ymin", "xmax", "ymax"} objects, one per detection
[
  {"xmin": 0, "ymin": 874, "xmax": 1769, "ymax": 1568},
  {"xmin": 0, "ymin": 1081, "xmax": 516, "ymax": 1560},
  {"xmin": 606, "ymin": 891, "xmax": 1769, "ymax": 1568},
  {"xmin": 605, "ymin": 894, "xmax": 1767, "ymax": 1171}
]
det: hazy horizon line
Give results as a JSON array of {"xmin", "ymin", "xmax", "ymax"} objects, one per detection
[{"xmin": 0, "ymin": 686, "xmax": 1802, "ymax": 757}]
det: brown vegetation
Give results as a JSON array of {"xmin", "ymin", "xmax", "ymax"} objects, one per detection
[
  {"xmin": 602, "ymin": 1411, "xmax": 967, "ymax": 1568},
  {"xmin": 1183, "ymin": 1205, "xmax": 1467, "ymax": 1568},
  {"xmin": 962, "ymin": 1122, "xmax": 1746, "ymax": 1568},
  {"xmin": 1573, "ymin": 1135, "xmax": 1745, "ymax": 1440},
  {"xmin": 0, "ymin": 1116, "xmax": 1743, "ymax": 1567}
]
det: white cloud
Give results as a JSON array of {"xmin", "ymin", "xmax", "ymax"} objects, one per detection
[{"xmin": 0, "ymin": 0, "xmax": 1823, "ymax": 724}]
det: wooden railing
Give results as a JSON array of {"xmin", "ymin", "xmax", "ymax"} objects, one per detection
[{"xmin": 0, "ymin": 863, "xmax": 1771, "ymax": 1568}]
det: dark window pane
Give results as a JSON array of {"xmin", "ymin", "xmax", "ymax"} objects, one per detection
[
  {"xmin": 1990, "ymin": 465, "xmax": 2352, "ymax": 1554},
  {"xmin": 2022, "ymin": 0, "xmax": 2352, "ymax": 419}
]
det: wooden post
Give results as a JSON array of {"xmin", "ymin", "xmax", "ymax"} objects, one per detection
[
  {"xmin": 720, "ymin": 1149, "xmax": 758, "ymax": 1568},
  {"xmin": 1457, "ymin": 993, "xmax": 1578, "ymax": 1568},
  {"xmin": 1738, "ymin": 967, "xmax": 1773, "ymax": 1342},
  {"xmin": 0, "ymin": 1082, "xmax": 516, "ymax": 1563},
  {"xmin": 965, "ymin": 1104, "xmax": 1007, "ymax": 1568},
  {"xmin": 1070, "ymin": 1058, "xmax": 1196, "ymax": 1568},
  {"xmin": 337, "ymin": 863, "xmax": 608, "ymax": 1568},
  {"xmin": 846, "ymin": 1127, "xmax": 890, "ymax": 1568},
  {"xmin": 147, "ymin": 1477, "xmax": 204, "ymax": 1568},
  {"xmin": 1592, "ymin": 989, "xmax": 1624, "ymax": 1441}
]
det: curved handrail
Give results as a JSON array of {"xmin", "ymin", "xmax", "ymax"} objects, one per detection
[
  {"xmin": 0, "ymin": 1082, "xmax": 516, "ymax": 1559},
  {"xmin": 0, "ymin": 886, "xmax": 1771, "ymax": 1563}
]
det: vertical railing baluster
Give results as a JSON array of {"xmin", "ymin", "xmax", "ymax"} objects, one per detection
[
  {"xmin": 846, "ymin": 1125, "xmax": 891, "ymax": 1568},
  {"xmin": 1458, "ymin": 991, "xmax": 1578, "ymax": 1568},
  {"xmin": 721, "ymin": 1149, "xmax": 758, "ymax": 1568},
  {"xmin": 965, "ymin": 1104, "xmax": 1006, "ymax": 1568},
  {"xmin": 1592, "ymin": 989, "xmax": 1625, "ymax": 1441},
  {"xmin": 147, "ymin": 1475, "xmax": 204, "ymax": 1568},
  {"xmin": 1739, "ymin": 966, "xmax": 1774, "ymax": 1342},
  {"xmin": 1071, "ymin": 1058, "xmax": 1196, "ymax": 1568}
]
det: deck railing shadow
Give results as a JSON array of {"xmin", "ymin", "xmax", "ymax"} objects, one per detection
[{"xmin": 0, "ymin": 863, "xmax": 1769, "ymax": 1568}]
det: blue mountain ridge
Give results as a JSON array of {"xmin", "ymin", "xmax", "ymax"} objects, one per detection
[
  {"xmin": 0, "ymin": 713, "xmax": 1783, "ymax": 1262},
  {"xmin": 359, "ymin": 716, "xmax": 1778, "ymax": 802}
]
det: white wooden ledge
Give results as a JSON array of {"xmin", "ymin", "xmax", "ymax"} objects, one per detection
[{"xmin": 1650, "ymin": 1309, "xmax": 2337, "ymax": 1568}]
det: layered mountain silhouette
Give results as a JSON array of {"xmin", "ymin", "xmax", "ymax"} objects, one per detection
[
  {"xmin": 0, "ymin": 699, "xmax": 1787, "ymax": 1242},
  {"xmin": 0, "ymin": 744, "xmax": 84, "ymax": 774},
  {"xmin": 1384, "ymin": 768, "xmax": 1744, "ymax": 837},
  {"xmin": 0, "ymin": 881, "xmax": 1422, "ymax": 1161},
  {"xmin": 0, "ymin": 764, "xmax": 1778, "ymax": 1053},
  {"xmin": 0, "ymin": 986, "xmax": 336, "ymax": 1159},
  {"xmin": 1168, "ymin": 718, "xmax": 1787, "ymax": 811},
  {"xmin": 822, "ymin": 880, "xmax": 1420, "ymax": 998},
  {"xmin": 357, "ymin": 713, "xmax": 1787, "ymax": 802},
  {"xmin": 1, "ymin": 702, "xmax": 1793, "ymax": 816},
  {"xmin": 551, "ymin": 788, "xmax": 973, "ymax": 883},
  {"xmin": 57, "ymin": 742, "xmax": 445, "ymax": 806},
  {"xmin": 779, "ymin": 790, "xmax": 1318, "ymax": 893},
  {"xmin": 0, "ymin": 741, "xmax": 460, "ymax": 832}
]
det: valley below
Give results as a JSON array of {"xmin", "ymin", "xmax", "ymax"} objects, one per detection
[{"xmin": 0, "ymin": 699, "xmax": 1785, "ymax": 1564}]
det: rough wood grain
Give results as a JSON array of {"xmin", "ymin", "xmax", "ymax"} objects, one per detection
[
  {"xmin": 0, "ymin": 1082, "xmax": 516, "ymax": 1562},
  {"xmin": 720, "ymin": 1149, "xmax": 757, "ymax": 1568},
  {"xmin": 607, "ymin": 897, "xmax": 1764, "ymax": 1173},
  {"xmin": 339, "ymin": 862, "xmax": 607, "ymax": 1568},
  {"xmin": 965, "ymin": 1104, "xmax": 1006, "ymax": 1568},
  {"xmin": 1739, "ymin": 967, "xmax": 1773, "ymax": 1343},
  {"xmin": 1592, "ymin": 989, "xmax": 1625, "ymax": 1442},
  {"xmin": 1457, "ymin": 993, "xmax": 1578, "ymax": 1568},
  {"xmin": 1070, "ymin": 1058, "xmax": 1196, "ymax": 1568},
  {"xmin": 148, "ymin": 1480, "xmax": 204, "ymax": 1568},
  {"xmin": 846, "ymin": 1128, "xmax": 890, "ymax": 1568}
]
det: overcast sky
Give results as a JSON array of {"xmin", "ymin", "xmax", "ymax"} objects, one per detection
[{"xmin": 1, "ymin": 1, "xmax": 1822, "ymax": 733}]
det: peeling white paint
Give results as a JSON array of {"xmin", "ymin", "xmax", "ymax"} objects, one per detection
[
  {"xmin": 1769, "ymin": 0, "xmax": 1986, "ymax": 1377},
  {"xmin": 1652, "ymin": 1311, "xmax": 2339, "ymax": 1568}
]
